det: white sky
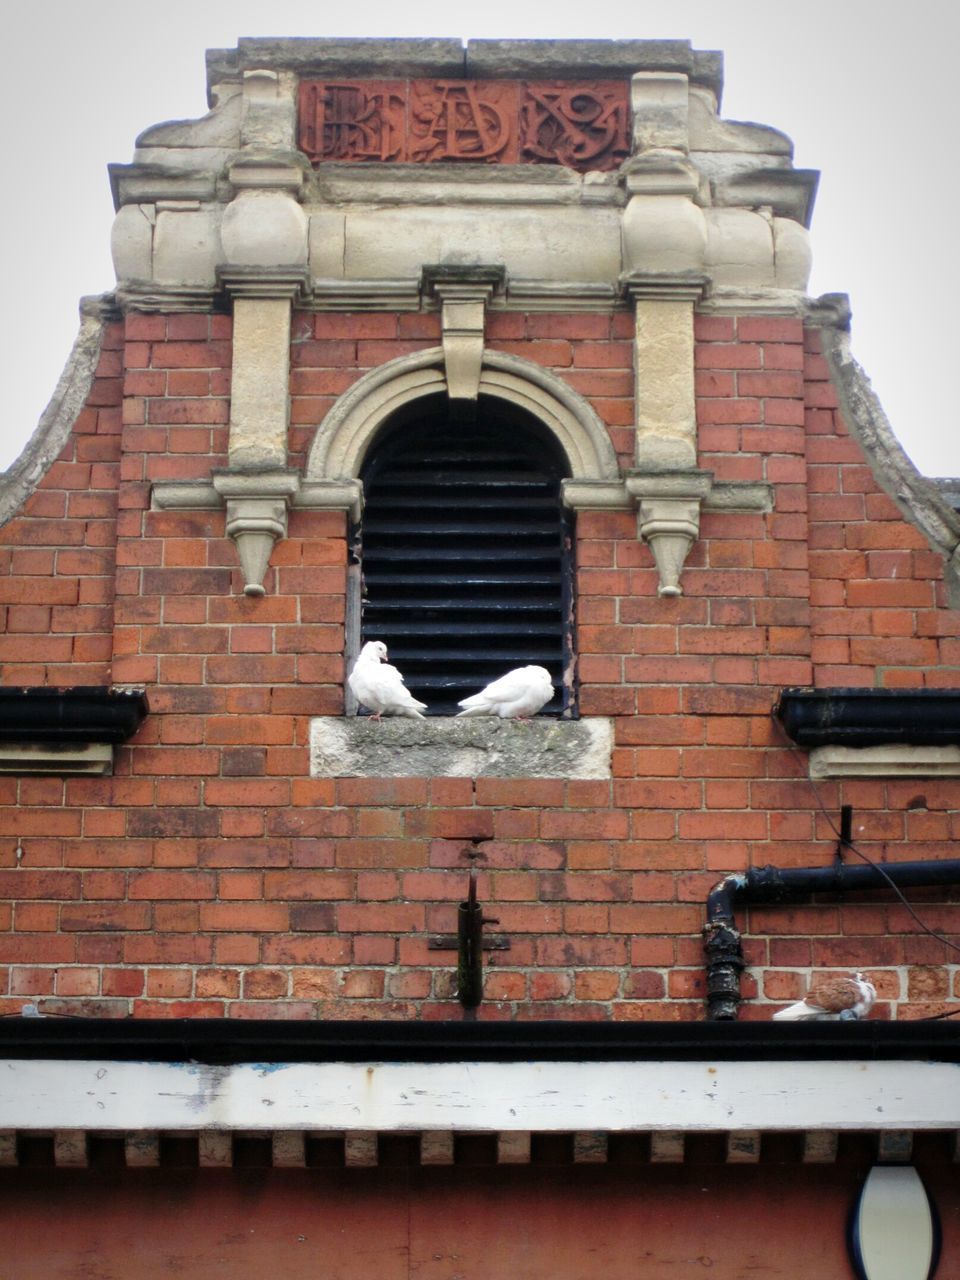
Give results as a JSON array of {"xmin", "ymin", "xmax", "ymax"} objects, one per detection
[{"xmin": 1, "ymin": 0, "xmax": 957, "ymax": 474}]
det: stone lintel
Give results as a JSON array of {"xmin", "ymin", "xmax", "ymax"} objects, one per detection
[{"xmin": 310, "ymin": 717, "xmax": 614, "ymax": 780}]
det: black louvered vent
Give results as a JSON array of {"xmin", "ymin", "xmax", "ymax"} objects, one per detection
[{"xmin": 356, "ymin": 395, "xmax": 575, "ymax": 716}]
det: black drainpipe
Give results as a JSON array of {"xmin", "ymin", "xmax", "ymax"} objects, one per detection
[{"xmin": 703, "ymin": 859, "xmax": 960, "ymax": 1020}]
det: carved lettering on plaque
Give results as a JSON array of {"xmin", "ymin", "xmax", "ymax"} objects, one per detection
[
  {"xmin": 408, "ymin": 81, "xmax": 519, "ymax": 162},
  {"xmin": 298, "ymin": 81, "xmax": 406, "ymax": 162},
  {"xmin": 297, "ymin": 79, "xmax": 630, "ymax": 170},
  {"xmin": 520, "ymin": 82, "xmax": 630, "ymax": 171}
]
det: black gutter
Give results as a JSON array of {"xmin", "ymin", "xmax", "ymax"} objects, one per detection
[
  {"xmin": 0, "ymin": 687, "xmax": 148, "ymax": 744},
  {"xmin": 774, "ymin": 687, "xmax": 960, "ymax": 747},
  {"xmin": 704, "ymin": 860, "xmax": 960, "ymax": 1021},
  {"xmin": 0, "ymin": 1018, "xmax": 957, "ymax": 1064}
]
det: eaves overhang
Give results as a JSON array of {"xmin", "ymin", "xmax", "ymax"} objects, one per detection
[{"xmin": 2, "ymin": 1022, "xmax": 956, "ymax": 1168}]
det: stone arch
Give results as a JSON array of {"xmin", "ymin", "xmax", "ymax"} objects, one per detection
[{"xmin": 305, "ymin": 347, "xmax": 621, "ymax": 487}]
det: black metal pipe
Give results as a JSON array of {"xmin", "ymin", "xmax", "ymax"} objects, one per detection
[
  {"xmin": 704, "ymin": 859, "xmax": 960, "ymax": 1021},
  {"xmin": 456, "ymin": 871, "xmax": 485, "ymax": 1013}
]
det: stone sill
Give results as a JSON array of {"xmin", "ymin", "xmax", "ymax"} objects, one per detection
[
  {"xmin": 809, "ymin": 745, "xmax": 960, "ymax": 779},
  {"xmin": 309, "ymin": 717, "xmax": 613, "ymax": 779},
  {"xmin": 0, "ymin": 743, "xmax": 114, "ymax": 776}
]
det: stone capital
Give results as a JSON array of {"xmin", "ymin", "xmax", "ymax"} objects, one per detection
[{"xmin": 217, "ymin": 265, "xmax": 310, "ymax": 301}]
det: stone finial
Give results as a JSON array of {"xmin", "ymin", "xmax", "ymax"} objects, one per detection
[
  {"xmin": 422, "ymin": 266, "xmax": 505, "ymax": 402},
  {"xmin": 626, "ymin": 471, "xmax": 713, "ymax": 597},
  {"xmin": 212, "ymin": 469, "xmax": 301, "ymax": 596}
]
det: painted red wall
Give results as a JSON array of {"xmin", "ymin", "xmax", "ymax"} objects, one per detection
[{"xmin": 2, "ymin": 1139, "xmax": 957, "ymax": 1279}]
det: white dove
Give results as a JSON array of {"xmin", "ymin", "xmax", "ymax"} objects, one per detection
[
  {"xmin": 348, "ymin": 641, "xmax": 427, "ymax": 720},
  {"xmin": 456, "ymin": 665, "xmax": 554, "ymax": 720},
  {"xmin": 772, "ymin": 972, "xmax": 876, "ymax": 1021}
]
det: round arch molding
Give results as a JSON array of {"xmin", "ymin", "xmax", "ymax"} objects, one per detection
[{"xmin": 303, "ymin": 347, "xmax": 627, "ymax": 509}]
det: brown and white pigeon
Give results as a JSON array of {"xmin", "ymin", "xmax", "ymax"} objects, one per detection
[
  {"xmin": 348, "ymin": 641, "xmax": 427, "ymax": 720},
  {"xmin": 455, "ymin": 665, "xmax": 554, "ymax": 720},
  {"xmin": 772, "ymin": 972, "xmax": 876, "ymax": 1021}
]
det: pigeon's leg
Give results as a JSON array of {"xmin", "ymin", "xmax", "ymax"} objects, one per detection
[{"xmin": 370, "ymin": 711, "xmax": 383, "ymax": 723}]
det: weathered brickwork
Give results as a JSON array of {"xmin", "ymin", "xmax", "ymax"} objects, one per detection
[{"xmin": 1, "ymin": 310, "xmax": 958, "ymax": 1023}]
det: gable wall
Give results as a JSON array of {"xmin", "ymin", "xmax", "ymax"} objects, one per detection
[{"xmin": 1, "ymin": 307, "xmax": 958, "ymax": 1021}]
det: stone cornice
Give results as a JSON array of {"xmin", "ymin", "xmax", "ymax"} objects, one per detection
[{"xmin": 205, "ymin": 38, "xmax": 724, "ymax": 100}]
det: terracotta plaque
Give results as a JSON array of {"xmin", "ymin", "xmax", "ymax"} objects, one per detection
[{"xmin": 298, "ymin": 78, "xmax": 629, "ymax": 171}]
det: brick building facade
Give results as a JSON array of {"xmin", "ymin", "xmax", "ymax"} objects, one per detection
[{"xmin": 0, "ymin": 37, "xmax": 956, "ymax": 1280}]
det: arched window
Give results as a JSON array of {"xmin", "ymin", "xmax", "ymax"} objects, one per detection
[{"xmin": 353, "ymin": 393, "xmax": 575, "ymax": 716}]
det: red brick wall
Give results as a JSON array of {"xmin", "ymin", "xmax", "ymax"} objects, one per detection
[{"xmin": 0, "ymin": 309, "xmax": 957, "ymax": 1021}]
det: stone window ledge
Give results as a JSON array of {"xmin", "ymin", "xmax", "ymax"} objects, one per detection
[
  {"xmin": 309, "ymin": 717, "xmax": 613, "ymax": 779},
  {"xmin": 809, "ymin": 745, "xmax": 960, "ymax": 779}
]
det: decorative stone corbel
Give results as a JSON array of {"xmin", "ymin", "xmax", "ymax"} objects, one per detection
[
  {"xmin": 422, "ymin": 266, "xmax": 505, "ymax": 402},
  {"xmin": 626, "ymin": 471, "xmax": 713, "ymax": 597},
  {"xmin": 212, "ymin": 469, "xmax": 300, "ymax": 596}
]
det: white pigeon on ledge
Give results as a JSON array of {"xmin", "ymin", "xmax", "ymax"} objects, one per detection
[
  {"xmin": 348, "ymin": 641, "xmax": 427, "ymax": 721},
  {"xmin": 456, "ymin": 665, "xmax": 554, "ymax": 720},
  {"xmin": 772, "ymin": 972, "xmax": 876, "ymax": 1021}
]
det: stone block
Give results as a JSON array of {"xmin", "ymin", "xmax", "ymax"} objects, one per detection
[
  {"xmin": 309, "ymin": 716, "xmax": 613, "ymax": 779},
  {"xmin": 153, "ymin": 208, "xmax": 223, "ymax": 287}
]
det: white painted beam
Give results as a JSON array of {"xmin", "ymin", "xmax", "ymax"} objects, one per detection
[{"xmin": 0, "ymin": 1059, "xmax": 956, "ymax": 1134}]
